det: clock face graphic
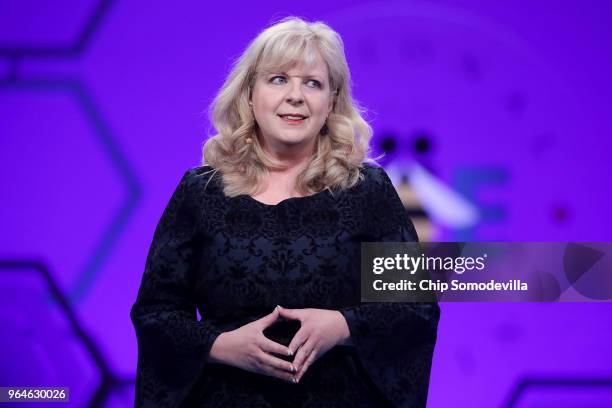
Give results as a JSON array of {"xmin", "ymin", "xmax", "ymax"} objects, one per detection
[{"xmin": 325, "ymin": 3, "xmax": 569, "ymax": 242}]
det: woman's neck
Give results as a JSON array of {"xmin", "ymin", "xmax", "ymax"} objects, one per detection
[
  {"xmin": 259, "ymin": 143, "xmax": 314, "ymax": 196},
  {"xmin": 263, "ymin": 141, "xmax": 314, "ymax": 181}
]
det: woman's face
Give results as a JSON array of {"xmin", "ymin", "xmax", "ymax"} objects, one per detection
[{"xmin": 251, "ymin": 51, "xmax": 334, "ymax": 152}]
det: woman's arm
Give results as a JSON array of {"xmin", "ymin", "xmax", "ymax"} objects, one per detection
[
  {"xmin": 337, "ymin": 166, "xmax": 440, "ymax": 408},
  {"xmin": 131, "ymin": 170, "xmax": 223, "ymax": 407}
]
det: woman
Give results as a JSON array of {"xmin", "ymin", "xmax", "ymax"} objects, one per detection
[{"xmin": 131, "ymin": 17, "xmax": 439, "ymax": 407}]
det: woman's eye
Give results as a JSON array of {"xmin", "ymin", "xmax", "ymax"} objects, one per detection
[
  {"xmin": 306, "ymin": 79, "xmax": 322, "ymax": 88},
  {"xmin": 270, "ymin": 76, "xmax": 287, "ymax": 85}
]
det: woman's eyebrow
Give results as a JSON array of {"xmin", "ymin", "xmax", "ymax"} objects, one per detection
[
  {"xmin": 266, "ymin": 71, "xmax": 326, "ymax": 82},
  {"xmin": 304, "ymin": 74, "xmax": 324, "ymax": 80},
  {"xmin": 286, "ymin": 73, "xmax": 325, "ymax": 80},
  {"xmin": 262, "ymin": 70, "xmax": 286, "ymax": 76}
]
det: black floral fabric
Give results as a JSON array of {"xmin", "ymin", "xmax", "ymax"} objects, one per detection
[{"xmin": 130, "ymin": 163, "xmax": 440, "ymax": 407}]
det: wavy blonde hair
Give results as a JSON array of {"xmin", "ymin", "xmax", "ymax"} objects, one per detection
[{"xmin": 202, "ymin": 16, "xmax": 376, "ymax": 197}]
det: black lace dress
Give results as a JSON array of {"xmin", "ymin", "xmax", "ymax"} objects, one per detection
[{"xmin": 130, "ymin": 163, "xmax": 440, "ymax": 408}]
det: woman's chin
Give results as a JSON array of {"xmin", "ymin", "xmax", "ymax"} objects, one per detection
[{"xmin": 271, "ymin": 134, "xmax": 316, "ymax": 148}]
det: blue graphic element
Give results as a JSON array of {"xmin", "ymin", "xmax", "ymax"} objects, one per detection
[{"xmin": 452, "ymin": 166, "xmax": 508, "ymax": 240}]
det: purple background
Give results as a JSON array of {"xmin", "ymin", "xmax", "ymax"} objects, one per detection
[{"xmin": 1, "ymin": 1, "xmax": 611, "ymax": 406}]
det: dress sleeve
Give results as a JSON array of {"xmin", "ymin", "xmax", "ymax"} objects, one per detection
[
  {"xmin": 130, "ymin": 169, "xmax": 221, "ymax": 408},
  {"xmin": 339, "ymin": 167, "xmax": 440, "ymax": 408}
]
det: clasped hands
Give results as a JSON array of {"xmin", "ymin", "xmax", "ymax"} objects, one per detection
[{"xmin": 208, "ymin": 305, "xmax": 351, "ymax": 383}]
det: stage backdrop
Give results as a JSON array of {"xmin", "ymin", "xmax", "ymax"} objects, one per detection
[{"xmin": 1, "ymin": 1, "xmax": 611, "ymax": 406}]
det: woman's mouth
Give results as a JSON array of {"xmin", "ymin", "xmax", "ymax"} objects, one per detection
[{"xmin": 278, "ymin": 113, "xmax": 309, "ymax": 125}]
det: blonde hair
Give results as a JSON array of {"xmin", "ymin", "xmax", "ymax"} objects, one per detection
[{"xmin": 202, "ymin": 16, "xmax": 376, "ymax": 197}]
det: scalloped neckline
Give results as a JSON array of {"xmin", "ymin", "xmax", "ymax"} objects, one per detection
[{"xmin": 242, "ymin": 189, "xmax": 329, "ymax": 207}]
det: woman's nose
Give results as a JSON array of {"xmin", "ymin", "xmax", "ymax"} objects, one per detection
[{"xmin": 285, "ymin": 79, "xmax": 304, "ymax": 104}]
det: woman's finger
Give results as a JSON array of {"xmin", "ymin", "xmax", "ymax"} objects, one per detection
[
  {"xmin": 276, "ymin": 305, "xmax": 303, "ymax": 321},
  {"xmin": 257, "ymin": 350, "xmax": 296, "ymax": 374},
  {"xmin": 259, "ymin": 336, "xmax": 292, "ymax": 357},
  {"xmin": 287, "ymin": 327, "xmax": 308, "ymax": 357},
  {"xmin": 260, "ymin": 364, "xmax": 297, "ymax": 383},
  {"xmin": 296, "ymin": 349, "xmax": 318, "ymax": 383},
  {"xmin": 292, "ymin": 338, "xmax": 315, "ymax": 373},
  {"xmin": 257, "ymin": 307, "xmax": 281, "ymax": 329}
]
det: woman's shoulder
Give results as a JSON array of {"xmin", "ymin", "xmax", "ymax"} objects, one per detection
[
  {"xmin": 185, "ymin": 164, "xmax": 217, "ymax": 178},
  {"xmin": 181, "ymin": 165, "xmax": 223, "ymax": 195},
  {"xmin": 353, "ymin": 163, "xmax": 403, "ymax": 206},
  {"xmin": 358, "ymin": 162, "xmax": 393, "ymax": 187}
]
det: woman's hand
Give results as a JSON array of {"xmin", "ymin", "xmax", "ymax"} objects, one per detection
[
  {"xmin": 207, "ymin": 307, "xmax": 297, "ymax": 383},
  {"xmin": 276, "ymin": 306, "xmax": 351, "ymax": 383}
]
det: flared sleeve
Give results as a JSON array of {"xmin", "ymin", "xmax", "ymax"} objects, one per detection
[
  {"xmin": 339, "ymin": 166, "xmax": 440, "ymax": 408},
  {"xmin": 130, "ymin": 169, "xmax": 221, "ymax": 408}
]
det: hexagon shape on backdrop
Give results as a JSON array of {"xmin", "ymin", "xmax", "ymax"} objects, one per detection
[
  {"xmin": 0, "ymin": 87, "xmax": 124, "ymax": 295},
  {"xmin": 0, "ymin": 1, "xmax": 100, "ymax": 46},
  {"xmin": 0, "ymin": 264, "xmax": 98, "ymax": 406},
  {"xmin": 509, "ymin": 379, "xmax": 612, "ymax": 407}
]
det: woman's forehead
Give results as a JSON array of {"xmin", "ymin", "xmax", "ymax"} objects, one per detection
[{"xmin": 258, "ymin": 52, "xmax": 328, "ymax": 77}]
